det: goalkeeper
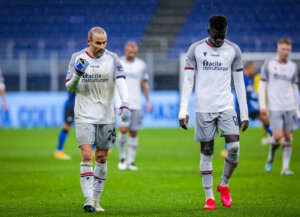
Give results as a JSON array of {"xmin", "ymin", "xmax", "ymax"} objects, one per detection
[{"xmin": 66, "ymin": 27, "xmax": 130, "ymax": 212}]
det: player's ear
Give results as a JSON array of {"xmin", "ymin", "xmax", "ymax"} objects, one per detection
[
  {"xmin": 87, "ymin": 39, "xmax": 91, "ymax": 46},
  {"xmin": 207, "ymin": 28, "xmax": 211, "ymax": 35}
]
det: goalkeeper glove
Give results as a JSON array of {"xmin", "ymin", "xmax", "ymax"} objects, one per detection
[
  {"xmin": 118, "ymin": 102, "xmax": 130, "ymax": 122},
  {"xmin": 75, "ymin": 58, "xmax": 89, "ymax": 75}
]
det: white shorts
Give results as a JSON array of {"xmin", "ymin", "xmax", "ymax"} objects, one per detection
[
  {"xmin": 195, "ymin": 109, "xmax": 240, "ymax": 142},
  {"xmin": 269, "ymin": 110, "xmax": 298, "ymax": 131},
  {"xmin": 117, "ymin": 109, "xmax": 143, "ymax": 131},
  {"xmin": 75, "ymin": 122, "xmax": 116, "ymax": 149}
]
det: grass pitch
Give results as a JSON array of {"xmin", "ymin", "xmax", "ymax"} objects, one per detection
[{"xmin": 0, "ymin": 128, "xmax": 299, "ymax": 217}]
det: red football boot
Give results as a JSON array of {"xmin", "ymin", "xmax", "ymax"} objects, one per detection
[
  {"xmin": 203, "ymin": 198, "xmax": 216, "ymax": 210},
  {"xmin": 217, "ymin": 184, "xmax": 232, "ymax": 207}
]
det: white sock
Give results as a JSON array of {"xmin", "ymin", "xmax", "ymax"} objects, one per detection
[
  {"xmin": 118, "ymin": 132, "xmax": 127, "ymax": 161},
  {"xmin": 221, "ymin": 141, "xmax": 239, "ymax": 186},
  {"xmin": 128, "ymin": 136, "xmax": 138, "ymax": 165},
  {"xmin": 267, "ymin": 138, "xmax": 280, "ymax": 164},
  {"xmin": 80, "ymin": 162, "xmax": 94, "ymax": 201},
  {"xmin": 93, "ymin": 161, "xmax": 107, "ymax": 202},
  {"xmin": 200, "ymin": 153, "xmax": 214, "ymax": 200},
  {"xmin": 282, "ymin": 140, "xmax": 292, "ymax": 171}
]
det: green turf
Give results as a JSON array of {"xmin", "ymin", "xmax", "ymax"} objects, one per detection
[{"xmin": 0, "ymin": 128, "xmax": 299, "ymax": 217}]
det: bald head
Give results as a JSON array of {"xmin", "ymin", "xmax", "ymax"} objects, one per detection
[
  {"xmin": 124, "ymin": 41, "xmax": 138, "ymax": 61},
  {"xmin": 87, "ymin": 27, "xmax": 107, "ymax": 57},
  {"xmin": 88, "ymin": 27, "xmax": 106, "ymax": 42},
  {"xmin": 244, "ymin": 62, "xmax": 256, "ymax": 78}
]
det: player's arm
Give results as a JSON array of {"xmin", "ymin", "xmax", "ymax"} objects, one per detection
[
  {"xmin": 113, "ymin": 54, "xmax": 130, "ymax": 122},
  {"xmin": 65, "ymin": 55, "xmax": 89, "ymax": 92},
  {"xmin": 232, "ymin": 45, "xmax": 249, "ymax": 131},
  {"xmin": 141, "ymin": 63, "xmax": 151, "ymax": 113},
  {"xmin": 292, "ymin": 65, "xmax": 300, "ymax": 119},
  {"xmin": 293, "ymin": 84, "xmax": 300, "ymax": 119},
  {"xmin": 258, "ymin": 60, "xmax": 269, "ymax": 116},
  {"xmin": 0, "ymin": 72, "xmax": 7, "ymax": 111},
  {"xmin": 178, "ymin": 45, "xmax": 196, "ymax": 130}
]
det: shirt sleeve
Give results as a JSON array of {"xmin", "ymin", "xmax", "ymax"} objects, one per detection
[
  {"xmin": 0, "ymin": 68, "xmax": 5, "ymax": 90},
  {"xmin": 184, "ymin": 44, "xmax": 197, "ymax": 70},
  {"xmin": 142, "ymin": 61, "xmax": 149, "ymax": 81},
  {"xmin": 292, "ymin": 63, "xmax": 299, "ymax": 84},
  {"xmin": 260, "ymin": 60, "xmax": 269, "ymax": 81},
  {"xmin": 65, "ymin": 53, "xmax": 77, "ymax": 82},
  {"xmin": 112, "ymin": 54, "xmax": 125, "ymax": 79},
  {"xmin": 232, "ymin": 45, "xmax": 243, "ymax": 72}
]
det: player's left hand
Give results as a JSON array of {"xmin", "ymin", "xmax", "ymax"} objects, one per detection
[
  {"xmin": 240, "ymin": 120, "xmax": 249, "ymax": 132},
  {"xmin": 145, "ymin": 101, "xmax": 152, "ymax": 113},
  {"xmin": 118, "ymin": 102, "xmax": 130, "ymax": 122}
]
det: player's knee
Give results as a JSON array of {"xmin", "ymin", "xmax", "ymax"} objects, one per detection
[
  {"xmin": 201, "ymin": 141, "xmax": 214, "ymax": 155},
  {"xmin": 96, "ymin": 155, "xmax": 107, "ymax": 164},
  {"xmin": 225, "ymin": 134, "xmax": 239, "ymax": 143},
  {"xmin": 283, "ymin": 131, "xmax": 292, "ymax": 141},
  {"xmin": 227, "ymin": 142, "xmax": 240, "ymax": 161},
  {"xmin": 130, "ymin": 131, "xmax": 137, "ymax": 137},
  {"xmin": 227, "ymin": 142, "xmax": 239, "ymax": 154},
  {"xmin": 120, "ymin": 127, "xmax": 128, "ymax": 134},
  {"xmin": 81, "ymin": 152, "xmax": 93, "ymax": 162},
  {"xmin": 273, "ymin": 130, "xmax": 282, "ymax": 141},
  {"xmin": 80, "ymin": 146, "xmax": 93, "ymax": 162}
]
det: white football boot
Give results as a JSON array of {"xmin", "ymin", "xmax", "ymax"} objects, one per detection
[
  {"xmin": 118, "ymin": 159, "xmax": 127, "ymax": 170},
  {"xmin": 94, "ymin": 201, "xmax": 105, "ymax": 212},
  {"xmin": 128, "ymin": 163, "xmax": 138, "ymax": 171}
]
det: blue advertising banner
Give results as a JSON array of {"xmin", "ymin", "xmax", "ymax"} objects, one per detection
[
  {"xmin": 1, "ymin": 91, "xmax": 299, "ymax": 129},
  {"xmin": 0, "ymin": 91, "xmax": 194, "ymax": 128}
]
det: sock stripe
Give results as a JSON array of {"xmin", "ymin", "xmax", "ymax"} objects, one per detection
[
  {"xmin": 225, "ymin": 158, "xmax": 238, "ymax": 165},
  {"xmin": 283, "ymin": 143, "xmax": 292, "ymax": 147},
  {"xmin": 94, "ymin": 176, "xmax": 106, "ymax": 180},
  {"xmin": 200, "ymin": 170, "xmax": 213, "ymax": 175},
  {"xmin": 81, "ymin": 172, "xmax": 94, "ymax": 177}
]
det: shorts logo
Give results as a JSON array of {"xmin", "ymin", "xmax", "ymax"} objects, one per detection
[
  {"xmin": 232, "ymin": 116, "xmax": 239, "ymax": 126},
  {"xmin": 202, "ymin": 60, "xmax": 229, "ymax": 71},
  {"xmin": 82, "ymin": 73, "xmax": 108, "ymax": 82},
  {"xmin": 108, "ymin": 128, "xmax": 116, "ymax": 144}
]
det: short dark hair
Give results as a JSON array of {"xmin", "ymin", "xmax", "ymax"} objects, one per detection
[{"xmin": 209, "ymin": 15, "xmax": 228, "ymax": 31}]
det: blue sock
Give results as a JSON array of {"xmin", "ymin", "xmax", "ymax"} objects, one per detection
[
  {"xmin": 264, "ymin": 125, "xmax": 272, "ymax": 137},
  {"xmin": 224, "ymin": 143, "xmax": 227, "ymax": 150},
  {"xmin": 57, "ymin": 129, "xmax": 68, "ymax": 151}
]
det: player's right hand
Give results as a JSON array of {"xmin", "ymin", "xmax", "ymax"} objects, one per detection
[
  {"xmin": 75, "ymin": 58, "xmax": 89, "ymax": 75},
  {"xmin": 260, "ymin": 108, "xmax": 268, "ymax": 116},
  {"xmin": 178, "ymin": 104, "xmax": 189, "ymax": 130},
  {"xmin": 118, "ymin": 102, "xmax": 130, "ymax": 122},
  {"xmin": 179, "ymin": 115, "xmax": 189, "ymax": 130}
]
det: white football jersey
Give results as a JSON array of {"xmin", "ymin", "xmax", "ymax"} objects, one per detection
[
  {"xmin": 115, "ymin": 56, "xmax": 148, "ymax": 110},
  {"xmin": 261, "ymin": 57, "xmax": 298, "ymax": 111},
  {"xmin": 185, "ymin": 38, "xmax": 243, "ymax": 113},
  {"xmin": 66, "ymin": 49, "xmax": 125, "ymax": 124}
]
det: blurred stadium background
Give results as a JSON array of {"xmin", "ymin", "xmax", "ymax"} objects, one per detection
[
  {"xmin": 0, "ymin": 0, "xmax": 300, "ymax": 128},
  {"xmin": 0, "ymin": 1, "xmax": 300, "ymax": 216}
]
